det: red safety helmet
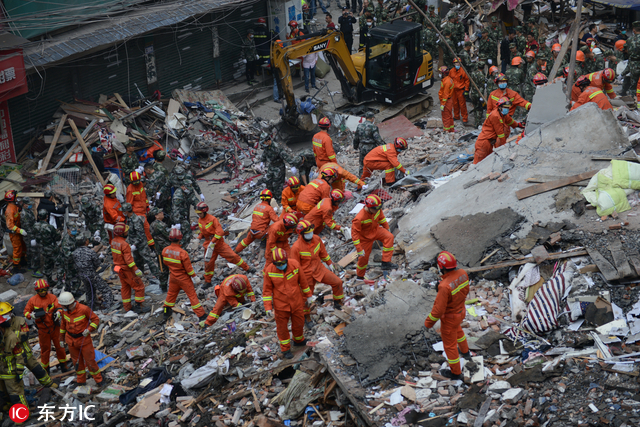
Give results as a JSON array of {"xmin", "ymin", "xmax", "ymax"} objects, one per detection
[
  {"xmin": 103, "ymin": 184, "xmax": 117, "ymax": 195},
  {"xmin": 320, "ymin": 166, "xmax": 338, "ymax": 180},
  {"xmin": 230, "ymin": 275, "xmax": 249, "ymax": 293},
  {"xmin": 438, "ymin": 66, "xmax": 449, "ymax": 76},
  {"xmin": 364, "ymin": 194, "xmax": 382, "ymax": 209},
  {"xmin": 603, "ymin": 68, "xmax": 616, "ymax": 83},
  {"xmin": 615, "ymin": 40, "xmax": 626, "ymax": 52},
  {"xmin": 259, "ymin": 189, "xmax": 273, "ymax": 200},
  {"xmin": 511, "ymin": 56, "xmax": 523, "ymax": 66},
  {"xmin": 129, "ymin": 171, "xmax": 141, "ymax": 183},
  {"xmin": 113, "ymin": 222, "xmax": 128, "ymax": 237},
  {"xmin": 489, "ymin": 65, "xmax": 499, "ymax": 75},
  {"xmin": 525, "ymin": 50, "xmax": 536, "ymax": 59},
  {"xmin": 34, "ymin": 279, "xmax": 49, "ymax": 292},
  {"xmin": 437, "ymin": 251, "xmax": 457, "ymax": 270},
  {"xmin": 272, "ymin": 247, "xmax": 288, "ymax": 263},
  {"xmin": 283, "ymin": 212, "xmax": 298, "ymax": 229},
  {"xmin": 394, "ymin": 137, "xmax": 408, "ymax": 151},
  {"xmin": 288, "ymin": 20, "xmax": 298, "ymax": 28},
  {"xmin": 494, "ymin": 73, "xmax": 507, "ymax": 83},
  {"xmin": 318, "ymin": 117, "xmax": 331, "ymax": 128},
  {"xmin": 452, "ymin": 57, "xmax": 461, "ymax": 65},
  {"xmin": 576, "ymin": 75, "xmax": 591, "ymax": 89},
  {"xmin": 257, "ymin": 17, "xmax": 267, "ymax": 24},
  {"xmin": 169, "ymin": 227, "xmax": 183, "ymax": 241},
  {"xmin": 496, "ymin": 96, "xmax": 513, "ymax": 109},
  {"xmin": 3, "ymin": 190, "xmax": 16, "ymax": 202},
  {"xmin": 330, "ymin": 189, "xmax": 345, "ymax": 203},
  {"xmin": 533, "ymin": 72, "xmax": 548, "ymax": 86},
  {"xmin": 195, "ymin": 202, "xmax": 209, "ymax": 213},
  {"xmin": 296, "ymin": 219, "xmax": 314, "ymax": 235},
  {"xmin": 287, "ymin": 176, "xmax": 301, "ymax": 188},
  {"xmin": 576, "ymin": 50, "xmax": 585, "ymax": 62},
  {"xmin": 552, "ymin": 43, "xmax": 561, "ymax": 52}
]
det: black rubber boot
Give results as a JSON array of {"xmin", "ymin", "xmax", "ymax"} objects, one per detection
[
  {"xmin": 283, "ymin": 351, "xmax": 294, "ymax": 359},
  {"xmin": 163, "ymin": 306, "xmax": 173, "ymax": 320},
  {"xmin": 440, "ymin": 369, "xmax": 463, "ymax": 380},
  {"xmin": 293, "ymin": 339, "xmax": 308, "ymax": 347},
  {"xmin": 381, "ymin": 261, "xmax": 398, "ymax": 270}
]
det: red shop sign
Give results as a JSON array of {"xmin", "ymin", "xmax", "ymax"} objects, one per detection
[
  {"xmin": 0, "ymin": 49, "xmax": 27, "ymax": 103},
  {"xmin": 0, "ymin": 101, "xmax": 16, "ymax": 164}
]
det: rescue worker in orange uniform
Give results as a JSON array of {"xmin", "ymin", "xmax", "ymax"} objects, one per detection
[
  {"xmin": 236, "ymin": 189, "xmax": 279, "ymax": 253},
  {"xmin": 4, "ymin": 190, "xmax": 26, "ymax": 270},
  {"xmin": 486, "ymin": 73, "xmax": 531, "ymax": 118},
  {"xmin": 58, "ymin": 291, "xmax": 104, "ymax": 386},
  {"xmin": 111, "ymin": 222, "xmax": 149, "ymax": 313},
  {"xmin": 351, "ymin": 195, "xmax": 397, "ymax": 280},
  {"xmin": 265, "ymin": 212, "xmax": 299, "ymax": 266},
  {"xmin": 362, "ymin": 137, "xmax": 409, "ymax": 185},
  {"xmin": 571, "ymin": 76, "xmax": 613, "ymax": 111},
  {"xmin": 449, "ymin": 58, "xmax": 470, "ymax": 123},
  {"xmin": 281, "ymin": 177, "xmax": 306, "ymax": 213},
  {"xmin": 474, "ymin": 97, "xmax": 522, "ymax": 164},
  {"xmin": 304, "ymin": 189, "xmax": 345, "ymax": 235},
  {"xmin": 297, "ymin": 166, "xmax": 339, "ymax": 214},
  {"xmin": 196, "ymin": 202, "xmax": 253, "ymax": 285},
  {"xmin": 126, "ymin": 171, "xmax": 154, "ymax": 247},
  {"xmin": 291, "ymin": 220, "xmax": 344, "ymax": 327},
  {"xmin": 263, "ymin": 248, "xmax": 312, "ymax": 359},
  {"xmin": 24, "ymin": 279, "xmax": 69, "ymax": 372},
  {"xmin": 586, "ymin": 68, "xmax": 616, "ymax": 99},
  {"xmin": 312, "ymin": 117, "xmax": 336, "ymax": 168},
  {"xmin": 424, "ymin": 251, "xmax": 470, "ymax": 380},
  {"xmin": 322, "ymin": 161, "xmax": 365, "ymax": 192},
  {"xmin": 438, "ymin": 66, "xmax": 455, "ymax": 133},
  {"xmin": 103, "ymin": 184, "xmax": 125, "ymax": 244},
  {"xmin": 162, "ymin": 227, "xmax": 207, "ymax": 321},
  {"xmin": 200, "ymin": 274, "xmax": 256, "ymax": 327}
]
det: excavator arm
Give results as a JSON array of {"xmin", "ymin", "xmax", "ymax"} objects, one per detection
[{"xmin": 271, "ymin": 29, "xmax": 363, "ymax": 124}]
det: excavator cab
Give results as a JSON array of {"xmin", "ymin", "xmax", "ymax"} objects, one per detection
[{"xmin": 361, "ymin": 21, "xmax": 433, "ymax": 104}]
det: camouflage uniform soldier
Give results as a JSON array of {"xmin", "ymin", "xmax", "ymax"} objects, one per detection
[
  {"xmin": 146, "ymin": 164, "xmax": 171, "ymax": 215},
  {"xmin": 523, "ymin": 55, "xmax": 538, "ymax": 102},
  {"xmin": 80, "ymin": 195, "xmax": 107, "ymax": 244},
  {"xmin": 56, "ymin": 223, "xmax": 81, "ymax": 291},
  {"xmin": 594, "ymin": 49, "xmax": 606, "ymax": 71},
  {"xmin": 120, "ymin": 141, "xmax": 140, "ymax": 185},
  {"xmin": 149, "ymin": 207, "xmax": 170, "ymax": 290},
  {"xmin": 167, "ymin": 165, "xmax": 203, "ymax": 201},
  {"xmin": 458, "ymin": 42, "xmax": 473, "ymax": 70},
  {"xmin": 453, "ymin": 15, "xmax": 465, "ymax": 47},
  {"xmin": 72, "ymin": 234, "xmax": 114, "ymax": 310},
  {"xmin": 293, "ymin": 149, "xmax": 316, "ymax": 185},
  {"xmin": 171, "ymin": 186, "xmax": 198, "ymax": 247},
  {"xmin": 19, "ymin": 197, "xmax": 40, "ymax": 275},
  {"xmin": 122, "ymin": 203, "xmax": 163, "ymax": 285},
  {"xmin": 353, "ymin": 112, "xmax": 385, "ymax": 176},
  {"xmin": 153, "ymin": 150, "xmax": 169, "ymax": 176},
  {"xmin": 489, "ymin": 17, "xmax": 502, "ymax": 44},
  {"xmin": 33, "ymin": 209, "xmax": 60, "ymax": 285},
  {"xmin": 469, "ymin": 62, "xmax": 488, "ymax": 127},
  {"xmin": 440, "ymin": 30, "xmax": 456, "ymax": 67},
  {"xmin": 427, "ymin": 5, "xmax": 440, "ymax": 32},
  {"xmin": 506, "ymin": 60, "xmax": 525, "ymax": 94},
  {"xmin": 423, "ymin": 26, "xmax": 438, "ymax": 59},
  {"xmin": 260, "ymin": 135, "xmax": 295, "ymax": 201},
  {"xmin": 537, "ymin": 41, "xmax": 552, "ymax": 63},
  {"xmin": 442, "ymin": 14, "xmax": 458, "ymax": 46},
  {"xmin": 479, "ymin": 29, "xmax": 497, "ymax": 66},
  {"xmin": 515, "ymin": 27, "xmax": 527, "ymax": 54},
  {"xmin": 527, "ymin": 18, "xmax": 539, "ymax": 41},
  {"xmin": 375, "ymin": 0, "xmax": 388, "ymax": 24}
]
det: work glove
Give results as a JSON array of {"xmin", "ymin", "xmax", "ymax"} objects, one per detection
[
  {"xmin": 361, "ymin": 184, "xmax": 368, "ymax": 191},
  {"xmin": 94, "ymin": 236, "xmax": 101, "ymax": 243},
  {"xmin": 256, "ymin": 55, "xmax": 260, "ymax": 60},
  {"xmin": 82, "ymin": 329, "xmax": 90, "ymax": 337},
  {"xmin": 53, "ymin": 311, "xmax": 61, "ymax": 322},
  {"xmin": 479, "ymin": 97, "xmax": 484, "ymax": 103},
  {"xmin": 156, "ymin": 192, "xmax": 161, "ymax": 200},
  {"xmin": 487, "ymin": 59, "xmax": 492, "ymax": 65},
  {"xmin": 440, "ymin": 105, "xmax": 445, "ymax": 111},
  {"xmin": 357, "ymin": 249, "xmax": 365, "ymax": 257},
  {"xmin": 290, "ymin": 166, "xmax": 298, "ymax": 174},
  {"xmin": 135, "ymin": 166, "xmax": 144, "ymax": 174},
  {"xmin": 464, "ymin": 91, "xmax": 469, "ymax": 97},
  {"xmin": 105, "ymin": 223, "xmax": 114, "ymax": 231},
  {"xmin": 199, "ymin": 320, "xmax": 207, "ymax": 328},
  {"xmin": 328, "ymin": 264, "xmax": 336, "ymax": 273},
  {"xmin": 60, "ymin": 341, "xmax": 65, "ymax": 348},
  {"xmin": 637, "ymin": 102, "xmax": 640, "ymax": 110},
  {"xmin": 242, "ymin": 59, "xmax": 247, "ymax": 64},
  {"xmin": 99, "ymin": 253, "xmax": 105, "ymax": 259},
  {"xmin": 116, "ymin": 193, "xmax": 124, "ymax": 203},
  {"xmin": 130, "ymin": 244, "xmax": 137, "ymax": 252},
  {"xmin": 306, "ymin": 297, "xmax": 315, "ymax": 306},
  {"xmin": 19, "ymin": 229, "xmax": 27, "ymax": 236},
  {"xmin": 135, "ymin": 269, "xmax": 143, "ymax": 277},
  {"xmin": 200, "ymin": 194, "xmax": 205, "ymax": 202},
  {"xmin": 341, "ymin": 227, "xmax": 351, "ymax": 240},
  {"xmin": 174, "ymin": 224, "xmax": 181, "ymax": 230},
  {"xmin": 405, "ymin": 170, "xmax": 411, "ymax": 175},
  {"xmin": 24, "ymin": 312, "xmax": 32, "ymax": 319},
  {"xmin": 265, "ymin": 310, "xmax": 273, "ymax": 318},
  {"xmin": 30, "ymin": 239, "xmax": 37, "ymax": 247},
  {"xmin": 193, "ymin": 276, "xmax": 202, "ymax": 285}
]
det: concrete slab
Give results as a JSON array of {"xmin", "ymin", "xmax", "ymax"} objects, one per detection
[
  {"xmin": 377, "ymin": 115, "xmax": 423, "ymax": 144},
  {"xmin": 525, "ymin": 82, "xmax": 568, "ymax": 134},
  {"xmin": 343, "ymin": 280, "xmax": 435, "ymax": 380},
  {"xmin": 397, "ymin": 104, "xmax": 629, "ymax": 269}
]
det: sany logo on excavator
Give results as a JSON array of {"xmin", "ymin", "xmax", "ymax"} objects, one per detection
[{"xmin": 312, "ymin": 41, "xmax": 329, "ymax": 51}]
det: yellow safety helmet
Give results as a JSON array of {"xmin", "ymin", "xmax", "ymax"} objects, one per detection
[{"xmin": 0, "ymin": 301, "xmax": 14, "ymax": 316}]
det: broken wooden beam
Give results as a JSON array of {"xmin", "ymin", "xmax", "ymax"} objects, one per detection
[
  {"xmin": 515, "ymin": 170, "xmax": 598, "ymax": 200},
  {"xmin": 466, "ymin": 250, "xmax": 588, "ymax": 273}
]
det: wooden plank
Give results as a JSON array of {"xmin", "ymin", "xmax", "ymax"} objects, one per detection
[
  {"xmin": 195, "ymin": 159, "xmax": 225, "ymax": 177},
  {"xmin": 515, "ymin": 170, "xmax": 598, "ymax": 200},
  {"xmin": 44, "ymin": 134, "xmax": 74, "ymax": 145},
  {"xmin": 591, "ymin": 155, "xmax": 639, "ymax": 163},
  {"xmin": 338, "ymin": 251, "xmax": 358, "ymax": 268},
  {"xmin": 37, "ymin": 114, "xmax": 68, "ymax": 175},
  {"xmin": 586, "ymin": 248, "xmax": 619, "ymax": 281},
  {"xmin": 68, "ymin": 119, "xmax": 106, "ymax": 186},
  {"xmin": 609, "ymin": 239, "xmax": 634, "ymax": 279},
  {"xmin": 114, "ymin": 93, "xmax": 130, "ymax": 110},
  {"xmin": 466, "ymin": 250, "xmax": 588, "ymax": 273}
]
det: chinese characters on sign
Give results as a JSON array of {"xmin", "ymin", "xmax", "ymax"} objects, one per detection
[
  {"xmin": 0, "ymin": 49, "xmax": 27, "ymax": 103},
  {"xmin": 0, "ymin": 101, "xmax": 15, "ymax": 164},
  {"xmin": 0, "ymin": 67, "xmax": 16, "ymax": 85},
  {"xmin": 38, "ymin": 403, "xmax": 95, "ymax": 422}
]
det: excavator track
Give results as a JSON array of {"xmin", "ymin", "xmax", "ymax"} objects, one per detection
[{"xmin": 337, "ymin": 92, "xmax": 433, "ymax": 123}]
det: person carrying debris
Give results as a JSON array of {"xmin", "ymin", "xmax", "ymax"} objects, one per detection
[
  {"xmin": 323, "ymin": 161, "xmax": 364, "ymax": 192},
  {"xmin": 73, "ymin": 234, "xmax": 115, "ymax": 310},
  {"xmin": 19, "ymin": 197, "xmax": 40, "ymax": 275},
  {"xmin": 438, "ymin": 66, "xmax": 455, "ymax": 132},
  {"xmin": 424, "ymin": 251, "xmax": 471, "ymax": 380},
  {"xmin": 58, "ymin": 292, "xmax": 104, "ymax": 387},
  {"xmin": 571, "ymin": 76, "xmax": 613, "ymax": 111},
  {"xmin": 122, "ymin": 202, "xmax": 164, "ymax": 289},
  {"xmin": 293, "ymin": 149, "xmax": 316, "ymax": 185},
  {"xmin": 4, "ymin": 190, "xmax": 26, "ymax": 272},
  {"xmin": 291, "ymin": 220, "xmax": 344, "ymax": 325},
  {"xmin": 265, "ymin": 212, "xmax": 299, "ymax": 266},
  {"xmin": 126, "ymin": 171, "xmax": 155, "ymax": 248},
  {"xmin": 162, "ymin": 227, "xmax": 207, "ymax": 322},
  {"xmin": 196, "ymin": 202, "xmax": 253, "ymax": 285},
  {"xmin": 121, "ymin": 140, "xmax": 141, "ymax": 185},
  {"xmin": 296, "ymin": 166, "xmax": 339, "ymax": 214},
  {"xmin": 474, "ymin": 97, "xmax": 523, "ymax": 164},
  {"xmin": 23, "ymin": 280, "xmax": 69, "ymax": 373},
  {"xmin": 450, "ymin": 58, "xmax": 470, "ymax": 124},
  {"xmin": 103, "ymin": 183, "xmax": 125, "ymax": 244},
  {"xmin": 33, "ymin": 208, "xmax": 61, "ymax": 286},
  {"xmin": 200, "ymin": 274, "xmax": 256, "ymax": 328},
  {"xmin": 263, "ymin": 248, "xmax": 312, "ymax": 359},
  {"xmin": 81, "ymin": 195, "xmax": 107, "ymax": 245},
  {"xmin": 351, "ymin": 194, "xmax": 396, "ymax": 280},
  {"xmin": 304, "ymin": 189, "xmax": 346, "ymax": 235},
  {"xmin": 170, "ymin": 181, "xmax": 199, "ymax": 246},
  {"xmin": 361, "ymin": 137, "xmax": 409, "ymax": 185},
  {"xmin": 486, "ymin": 73, "xmax": 531, "ymax": 118},
  {"xmin": 236, "ymin": 190, "xmax": 279, "ymax": 253},
  {"xmin": 39, "ymin": 190, "xmax": 69, "ymax": 229},
  {"xmin": 259, "ymin": 134, "xmax": 296, "ymax": 201},
  {"xmin": 166, "ymin": 165, "xmax": 204, "ymax": 202},
  {"xmin": 55, "ymin": 221, "xmax": 82, "ymax": 291},
  {"xmin": 281, "ymin": 177, "xmax": 306, "ymax": 214},
  {"xmin": 312, "ymin": 117, "xmax": 337, "ymax": 169},
  {"xmin": 111, "ymin": 222, "xmax": 149, "ymax": 313},
  {"xmin": 353, "ymin": 111, "xmax": 384, "ymax": 177}
]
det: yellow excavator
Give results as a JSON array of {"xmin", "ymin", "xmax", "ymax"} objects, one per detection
[{"xmin": 271, "ymin": 20, "xmax": 433, "ymax": 126}]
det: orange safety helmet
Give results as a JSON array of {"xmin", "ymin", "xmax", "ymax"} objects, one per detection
[
  {"xmin": 437, "ymin": 251, "xmax": 457, "ymax": 270},
  {"xmin": 103, "ymin": 184, "xmax": 117, "ymax": 195},
  {"xmin": 576, "ymin": 50, "xmax": 585, "ymax": 62},
  {"xmin": 511, "ymin": 56, "xmax": 523, "ymax": 66},
  {"xmin": 113, "ymin": 222, "xmax": 128, "ymax": 237},
  {"xmin": 364, "ymin": 194, "xmax": 382, "ymax": 209},
  {"xmin": 320, "ymin": 166, "xmax": 338, "ymax": 180},
  {"xmin": 615, "ymin": 40, "xmax": 626, "ymax": 51},
  {"xmin": 318, "ymin": 117, "xmax": 331, "ymax": 128},
  {"xmin": 496, "ymin": 96, "xmax": 512, "ymax": 109},
  {"xmin": 129, "ymin": 171, "xmax": 141, "ymax": 183},
  {"xmin": 452, "ymin": 57, "xmax": 461, "ymax": 65},
  {"xmin": 287, "ymin": 176, "xmax": 301, "ymax": 188},
  {"xmin": 489, "ymin": 65, "xmax": 499, "ymax": 75},
  {"xmin": 282, "ymin": 212, "xmax": 298, "ymax": 229},
  {"xmin": 330, "ymin": 189, "xmax": 345, "ymax": 203},
  {"xmin": 230, "ymin": 275, "xmax": 249, "ymax": 293},
  {"xmin": 288, "ymin": 20, "xmax": 298, "ymax": 28},
  {"xmin": 34, "ymin": 279, "xmax": 49, "ymax": 292},
  {"xmin": 296, "ymin": 219, "xmax": 314, "ymax": 235},
  {"xmin": 394, "ymin": 137, "xmax": 408, "ymax": 151},
  {"xmin": 272, "ymin": 247, "xmax": 288, "ymax": 263},
  {"xmin": 169, "ymin": 227, "xmax": 183, "ymax": 241},
  {"xmin": 602, "ymin": 68, "xmax": 616, "ymax": 82},
  {"xmin": 438, "ymin": 65, "xmax": 449, "ymax": 76},
  {"xmin": 3, "ymin": 190, "xmax": 16, "ymax": 202},
  {"xmin": 494, "ymin": 73, "xmax": 507, "ymax": 83},
  {"xmin": 195, "ymin": 202, "xmax": 208, "ymax": 213},
  {"xmin": 533, "ymin": 72, "xmax": 548, "ymax": 86},
  {"xmin": 259, "ymin": 189, "xmax": 273, "ymax": 200},
  {"xmin": 552, "ymin": 43, "xmax": 562, "ymax": 52},
  {"xmin": 525, "ymin": 50, "xmax": 536, "ymax": 59}
]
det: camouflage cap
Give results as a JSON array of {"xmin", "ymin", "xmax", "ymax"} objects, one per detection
[
  {"xmin": 121, "ymin": 202, "xmax": 133, "ymax": 212},
  {"xmin": 464, "ymin": 41, "xmax": 472, "ymax": 47},
  {"xmin": 509, "ymin": 42, "xmax": 516, "ymax": 48},
  {"xmin": 515, "ymin": 26, "xmax": 523, "ymax": 32},
  {"xmin": 477, "ymin": 61, "xmax": 486, "ymax": 67},
  {"xmin": 173, "ymin": 165, "xmax": 186, "ymax": 175},
  {"xmin": 491, "ymin": 16, "xmax": 498, "ymax": 23},
  {"xmin": 527, "ymin": 17, "xmax": 537, "ymax": 24},
  {"xmin": 443, "ymin": 29, "xmax": 452, "ymax": 36},
  {"xmin": 428, "ymin": 5, "xmax": 435, "ymax": 10},
  {"xmin": 447, "ymin": 12, "xmax": 455, "ymax": 19},
  {"xmin": 81, "ymin": 195, "xmax": 91, "ymax": 205},
  {"xmin": 37, "ymin": 209, "xmax": 48, "ymax": 219},
  {"xmin": 634, "ymin": 21, "xmax": 640, "ymax": 30},
  {"xmin": 149, "ymin": 207, "xmax": 161, "ymax": 216}
]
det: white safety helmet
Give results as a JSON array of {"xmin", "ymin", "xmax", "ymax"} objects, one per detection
[
  {"xmin": 58, "ymin": 292, "xmax": 75, "ymax": 306},
  {"xmin": 592, "ymin": 47, "xmax": 602, "ymax": 55}
]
